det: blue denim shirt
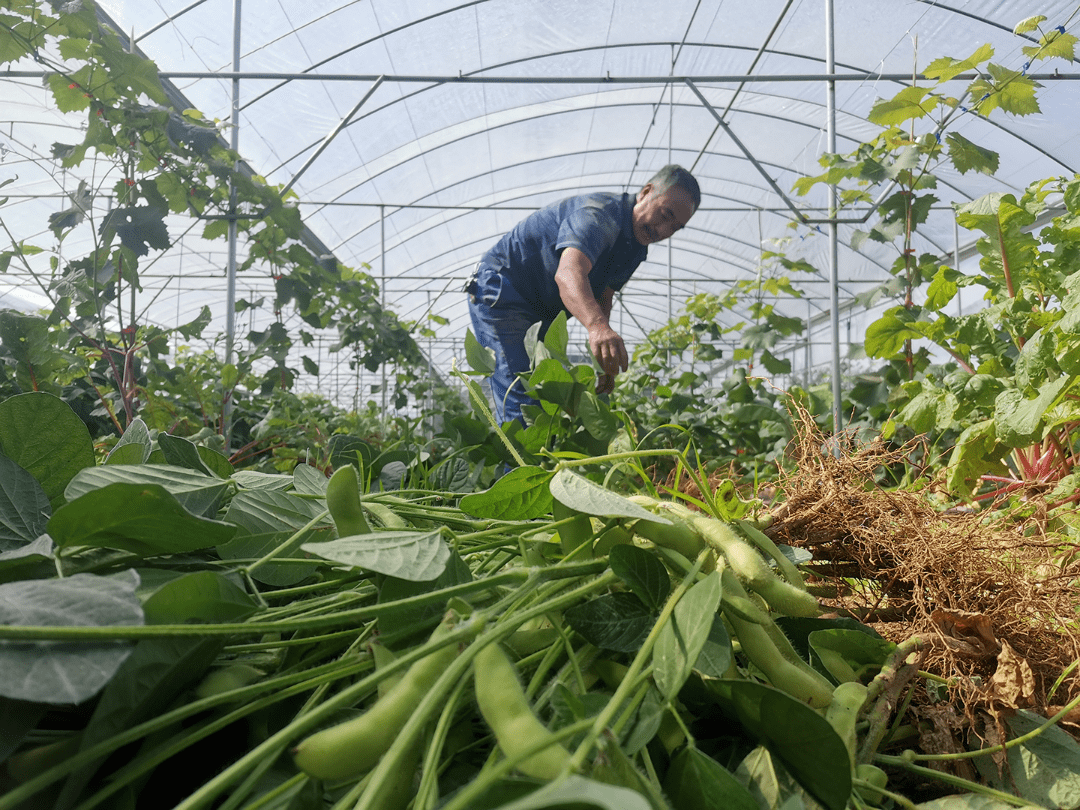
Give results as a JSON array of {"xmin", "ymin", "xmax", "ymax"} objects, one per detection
[{"xmin": 478, "ymin": 192, "xmax": 647, "ymax": 323}]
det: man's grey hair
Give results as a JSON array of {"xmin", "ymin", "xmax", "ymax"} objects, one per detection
[{"xmin": 645, "ymin": 165, "xmax": 701, "ymax": 211}]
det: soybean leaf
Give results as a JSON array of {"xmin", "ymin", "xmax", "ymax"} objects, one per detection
[
  {"xmin": 225, "ymin": 489, "xmax": 326, "ymax": 534},
  {"xmin": 0, "ymin": 392, "xmax": 96, "ymax": 508},
  {"xmin": 0, "ymin": 535, "xmax": 54, "ymax": 583},
  {"xmin": 217, "ymin": 529, "xmax": 330, "ymax": 587},
  {"xmin": 65, "ymin": 464, "xmax": 230, "ymax": 518},
  {"xmin": 292, "ymin": 463, "xmax": 328, "ymax": 496},
  {"xmin": 48, "ymin": 483, "xmax": 237, "ymax": 555},
  {"xmin": 232, "ymin": 470, "xmax": 295, "ymax": 492},
  {"xmin": 775, "ymin": 616, "xmax": 884, "ymax": 661},
  {"xmin": 57, "ymin": 571, "xmax": 256, "ymax": 807},
  {"xmin": 738, "ymin": 745, "xmax": 820, "ymax": 810},
  {"xmin": 609, "ymin": 545, "xmax": 670, "ymax": 611},
  {"xmin": 0, "ymin": 453, "xmax": 51, "ymax": 549},
  {"xmin": 654, "ymin": 570, "xmax": 722, "ymax": 700},
  {"xmin": 550, "ymin": 682, "xmax": 606, "ymax": 729},
  {"xmin": 564, "ymin": 592, "xmax": 654, "ymax": 653},
  {"xmin": 377, "ymin": 549, "xmax": 473, "ymax": 627},
  {"xmin": 430, "ymin": 456, "xmax": 476, "ymax": 493},
  {"xmin": 302, "ymin": 529, "xmax": 450, "ymax": 582},
  {"xmin": 327, "ymin": 434, "xmax": 374, "ymax": 472},
  {"xmin": 197, "ymin": 446, "xmax": 234, "ymax": 479},
  {"xmin": 219, "ymin": 488, "xmax": 335, "ymax": 584},
  {"xmin": 464, "ymin": 327, "xmax": 497, "ymax": 375},
  {"xmin": 543, "ymin": 311, "xmax": 570, "ymax": 361},
  {"xmin": 664, "ymin": 746, "xmax": 758, "ymax": 810},
  {"xmin": 378, "ymin": 460, "xmax": 409, "ymax": 491},
  {"xmin": 106, "ymin": 417, "xmax": 151, "ymax": 465},
  {"xmin": 621, "ymin": 684, "xmax": 666, "ymax": 755},
  {"xmin": 530, "ymin": 359, "xmax": 577, "ymax": 414},
  {"xmin": 589, "ymin": 736, "xmax": 666, "ymax": 805},
  {"xmin": 707, "ymin": 679, "xmax": 852, "ymax": 810},
  {"xmin": 694, "ymin": 614, "xmax": 734, "ymax": 679},
  {"xmin": 139, "ymin": 570, "xmax": 257, "ymax": 625},
  {"xmin": 550, "ymin": 470, "xmax": 670, "ymax": 523},
  {"xmin": 971, "ymin": 709, "xmax": 1080, "ymax": 809},
  {"xmin": 488, "ymin": 774, "xmax": 651, "ymax": 810},
  {"xmin": 579, "ymin": 390, "xmax": 621, "ymax": 442},
  {"xmin": 808, "ymin": 629, "xmax": 896, "ymax": 684},
  {"xmin": 0, "ymin": 570, "xmax": 143, "ymax": 704},
  {"xmin": 157, "ymin": 433, "xmax": 216, "ymax": 476},
  {"xmin": 460, "ymin": 465, "xmax": 553, "ymax": 520}
]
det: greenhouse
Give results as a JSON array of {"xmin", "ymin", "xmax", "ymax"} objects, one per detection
[{"xmin": 3, "ymin": 1, "xmax": 1080, "ymax": 808}]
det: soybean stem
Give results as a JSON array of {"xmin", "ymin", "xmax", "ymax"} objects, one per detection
[
  {"xmin": 899, "ymin": 690, "xmax": 1080, "ymax": 762},
  {"xmin": 874, "ymin": 755, "xmax": 1044, "ymax": 808},
  {"xmin": 565, "ymin": 549, "xmax": 706, "ymax": 773}
]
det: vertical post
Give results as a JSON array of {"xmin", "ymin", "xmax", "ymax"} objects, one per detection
[
  {"xmin": 380, "ymin": 205, "xmax": 387, "ymax": 414},
  {"xmin": 805, "ymin": 298, "xmax": 812, "ymax": 386},
  {"xmin": 427, "ymin": 291, "xmax": 434, "ymax": 440},
  {"xmin": 954, "ymin": 214, "xmax": 962, "ymax": 316},
  {"xmin": 667, "ymin": 45, "xmax": 674, "ymax": 325},
  {"xmin": 825, "ymin": 0, "xmax": 842, "ymax": 440},
  {"xmin": 223, "ymin": 0, "xmax": 241, "ymax": 451}
]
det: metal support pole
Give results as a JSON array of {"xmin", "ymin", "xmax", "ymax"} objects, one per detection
[
  {"xmin": 825, "ymin": 0, "xmax": 842, "ymax": 440},
  {"xmin": 380, "ymin": 204, "xmax": 387, "ymax": 414},
  {"xmin": 805, "ymin": 298, "xmax": 812, "ymax": 386},
  {"xmin": 223, "ymin": 0, "xmax": 241, "ymax": 451},
  {"xmin": 954, "ymin": 214, "xmax": 962, "ymax": 316},
  {"xmin": 667, "ymin": 45, "xmax": 674, "ymax": 325},
  {"xmin": 281, "ymin": 76, "xmax": 384, "ymax": 197}
]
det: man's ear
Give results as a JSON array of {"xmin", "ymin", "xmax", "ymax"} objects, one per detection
[{"xmin": 637, "ymin": 183, "xmax": 653, "ymax": 203}]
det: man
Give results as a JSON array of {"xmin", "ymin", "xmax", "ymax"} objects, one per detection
[{"xmin": 465, "ymin": 164, "xmax": 700, "ymax": 426}]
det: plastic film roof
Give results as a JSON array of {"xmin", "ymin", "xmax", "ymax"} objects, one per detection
[{"xmin": 3, "ymin": 0, "xmax": 1080, "ymax": 408}]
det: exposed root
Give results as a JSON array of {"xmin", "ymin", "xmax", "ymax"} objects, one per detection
[{"xmin": 765, "ymin": 405, "xmax": 1080, "ymax": 725}]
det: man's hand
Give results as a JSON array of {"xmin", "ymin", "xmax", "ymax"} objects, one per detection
[
  {"xmin": 588, "ymin": 323, "xmax": 628, "ymax": 387},
  {"xmin": 554, "ymin": 249, "xmax": 630, "ymax": 393}
]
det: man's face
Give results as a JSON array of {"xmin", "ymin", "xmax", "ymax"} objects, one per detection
[{"xmin": 631, "ymin": 183, "xmax": 696, "ymax": 246}]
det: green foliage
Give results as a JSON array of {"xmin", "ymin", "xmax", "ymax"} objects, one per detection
[
  {"xmin": 0, "ymin": 1, "xmax": 425, "ymax": 452},
  {"xmin": 0, "ymin": 368, "xmax": 1078, "ymax": 809},
  {"xmin": 787, "ymin": 15, "xmax": 1080, "ymax": 508}
]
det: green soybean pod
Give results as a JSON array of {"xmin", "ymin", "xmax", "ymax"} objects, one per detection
[
  {"xmin": 721, "ymin": 571, "xmax": 834, "ymax": 709},
  {"xmin": 718, "ymin": 566, "xmax": 773, "ymax": 626},
  {"xmin": 553, "ymin": 500, "xmax": 594, "ymax": 558},
  {"xmin": 724, "ymin": 608, "xmax": 834, "ymax": 709},
  {"xmin": 855, "ymin": 763, "xmax": 889, "ymax": 794},
  {"xmin": 474, "ymin": 642, "xmax": 571, "ymax": 780},
  {"xmin": 292, "ymin": 614, "xmax": 460, "ymax": 781},
  {"xmin": 826, "ymin": 681, "xmax": 869, "ymax": 768},
  {"xmin": 691, "ymin": 515, "xmax": 819, "ymax": 618},
  {"xmin": 592, "ymin": 524, "xmax": 634, "ymax": 557},
  {"xmin": 363, "ymin": 500, "xmax": 410, "ymax": 529},
  {"xmin": 734, "ymin": 518, "xmax": 806, "ymax": 588},
  {"xmin": 630, "ymin": 513, "xmax": 708, "ymax": 563},
  {"xmin": 194, "ymin": 663, "xmax": 264, "ymax": 701},
  {"xmin": 325, "ymin": 464, "xmax": 371, "ymax": 536}
]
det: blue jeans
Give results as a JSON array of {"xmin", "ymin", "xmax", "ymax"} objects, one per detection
[{"xmin": 466, "ymin": 263, "xmax": 544, "ymax": 426}]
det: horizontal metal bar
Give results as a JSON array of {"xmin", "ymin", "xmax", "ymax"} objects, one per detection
[{"xmin": 5, "ymin": 69, "xmax": 1079, "ymax": 84}]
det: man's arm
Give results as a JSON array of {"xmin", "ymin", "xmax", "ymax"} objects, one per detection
[
  {"xmin": 554, "ymin": 247, "xmax": 628, "ymax": 392},
  {"xmin": 599, "ymin": 286, "xmax": 615, "ymax": 320}
]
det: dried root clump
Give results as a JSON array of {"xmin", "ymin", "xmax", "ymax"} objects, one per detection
[{"xmin": 765, "ymin": 405, "xmax": 1080, "ymax": 722}]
